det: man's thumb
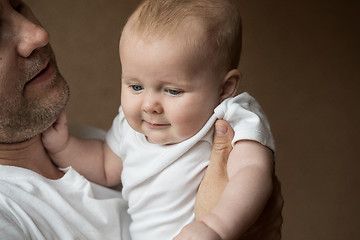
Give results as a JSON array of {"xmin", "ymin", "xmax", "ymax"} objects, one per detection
[{"xmin": 211, "ymin": 120, "xmax": 235, "ymax": 171}]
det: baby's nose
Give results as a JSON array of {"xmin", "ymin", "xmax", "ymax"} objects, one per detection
[{"xmin": 142, "ymin": 94, "xmax": 163, "ymax": 114}]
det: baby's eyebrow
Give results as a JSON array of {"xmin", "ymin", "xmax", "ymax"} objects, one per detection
[
  {"xmin": 165, "ymin": 79, "xmax": 192, "ymax": 88},
  {"xmin": 121, "ymin": 75, "xmax": 141, "ymax": 84},
  {"xmin": 121, "ymin": 75, "xmax": 130, "ymax": 81},
  {"xmin": 121, "ymin": 76, "xmax": 130, "ymax": 83}
]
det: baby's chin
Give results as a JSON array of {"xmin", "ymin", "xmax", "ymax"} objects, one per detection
[
  {"xmin": 145, "ymin": 134, "xmax": 193, "ymax": 146},
  {"xmin": 145, "ymin": 136, "xmax": 179, "ymax": 145}
]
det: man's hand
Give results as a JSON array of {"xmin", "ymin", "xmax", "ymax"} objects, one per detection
[
  {"xmin": 195, "ymin": 120, "xmax": 233, "ymax": 220},
  {"xmin": 195, "ymin": 120, "xmax": 283, "ymax": 240}
]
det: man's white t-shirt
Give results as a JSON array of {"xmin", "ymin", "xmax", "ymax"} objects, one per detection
[
  {"xmin": 106, "ymin": 92, "xmax": 275, "ymax": 239},
  {"xmin": 0, "ymin": 166, "xmax": 131, "ymax": 240}
]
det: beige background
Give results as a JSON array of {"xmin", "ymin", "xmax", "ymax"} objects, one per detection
[{"xmin": 26, "ymin": 0, "xmax": 360, "ymax": 239}]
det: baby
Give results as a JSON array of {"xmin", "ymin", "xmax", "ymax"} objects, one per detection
[{"xmin": 43, "ymin": 0, "xmax": 275, "ymax": 239}]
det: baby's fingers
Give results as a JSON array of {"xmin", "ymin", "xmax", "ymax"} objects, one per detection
[{"xmin": 52, "ymin": 109, "xmax": 68, "ymax": 130}]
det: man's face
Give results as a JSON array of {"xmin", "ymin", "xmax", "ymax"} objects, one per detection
[{"xmin": 0, "ymin": 0, "xmax": 69, "ymax": 143}]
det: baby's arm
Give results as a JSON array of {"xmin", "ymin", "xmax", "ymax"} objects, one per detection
[
  {"xmin": 201, "ymin": 140, "xmax": 274, "ymax": 239},
  {"xmin": 42, "ymin": 110, "xmax": 123, "ymax": 187},
  {"xmin": 174, "ymin": 139, "xmax": 274, "ymax": 240}
]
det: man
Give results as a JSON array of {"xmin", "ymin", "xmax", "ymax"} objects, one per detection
[{"xmin": 0, "ymin": 0, "xmax": 282, "ymax": 239}]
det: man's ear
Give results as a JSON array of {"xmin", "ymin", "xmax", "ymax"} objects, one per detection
[{"xmin": 219, "ymin": 69, "xmax": 241, "ymax": 102}]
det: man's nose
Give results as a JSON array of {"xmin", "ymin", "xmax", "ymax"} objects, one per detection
[
  {"xmin": 142, "ymin": 93, "xmax": 163, "ymax": 114},
  {"xmin": 16, "ymin": 17, "xmax": 49, "ymax": 57}
]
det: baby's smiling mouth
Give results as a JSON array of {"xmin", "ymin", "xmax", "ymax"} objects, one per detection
[{"xmin": 143, "ymin": 120, "xmax": 170, "ymax": 128}]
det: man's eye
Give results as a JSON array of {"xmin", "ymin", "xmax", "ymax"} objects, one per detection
[
  {"xmin": 13, "ymin": 2, "xmax": 24, "ymax": 13},
  {"xmin": 131, "ymin": 85, "xmax": 144, "ymax": 91},
  {"xmin": 166, "ymin": 89, "xmax": 182, "ymax": 96}
]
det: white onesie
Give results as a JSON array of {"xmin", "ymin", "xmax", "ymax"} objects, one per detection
[{"xmin": 106, "ymin": 92, "xmax": 275, "ymax": 239}]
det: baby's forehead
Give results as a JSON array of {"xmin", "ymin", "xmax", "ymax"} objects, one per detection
[
  {"xmin": 129, "ymin": 1, "xmax": 211, "ymax": 35},
  {"xmin": 121, "ymin": 15, "xmax": 220, "ymax": 73},
  {"xmin": 126, "ymin": 13, "xmax": 206, "ymax": 40},
  {"xmin": 126, "ymin": 19, "xmax": 212, "ymax": 55}
]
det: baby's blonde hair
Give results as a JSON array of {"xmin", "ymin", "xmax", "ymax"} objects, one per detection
[{"xmin": 127, "ymin": 0, "xmax": 242, "ymax": 72}]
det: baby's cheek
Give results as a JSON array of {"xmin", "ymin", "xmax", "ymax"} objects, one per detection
[
  {"xmin": 172, "ymin": 111, "xmax": 208, "ymax": 139},
  {"xmin": 122, "ymin": 105, "xmax": 141, "ymax": 130}
]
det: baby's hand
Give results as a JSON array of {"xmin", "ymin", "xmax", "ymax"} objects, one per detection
[
  {"xmin": 173, "ymin": 221, "xmax": 221, "ymax": 240},
  {"xmin": 42, "ymin": 109, "xmax": 69, "ymax": 154}
]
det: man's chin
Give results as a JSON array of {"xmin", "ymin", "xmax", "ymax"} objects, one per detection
[
  {"xmin": 0, "ymin": 96, "xmax": 69, "ymax": 144},
  {"xmin": 0, "ymin": 114, "xmax": 56, "ymax": 144}
]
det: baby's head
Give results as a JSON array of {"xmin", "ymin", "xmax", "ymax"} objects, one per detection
[{"xmin": 119, "ymin": 0, "xmax": 242, "ymax": 145}]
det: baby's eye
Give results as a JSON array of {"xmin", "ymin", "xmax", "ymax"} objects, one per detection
[
  {"xmin": 131, "ymin": 85, "xmax": 144, "ymax": 91},
  {"xmin": 166, "ymin": 89, "xmax": 182, "ymax": 96}
]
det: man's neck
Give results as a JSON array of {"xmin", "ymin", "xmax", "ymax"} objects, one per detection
[{"xmin": 0, "ymin": 135, "xmax": 64, "ymax": 179}]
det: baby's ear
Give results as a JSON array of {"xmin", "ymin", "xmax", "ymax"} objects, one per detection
[{"xmin": 219, "ymin": 69, "xmax": 241, "ymax": 102}]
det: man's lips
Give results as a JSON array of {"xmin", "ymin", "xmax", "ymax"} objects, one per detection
[{"xmin": 26, "ymin": 60, "xmax": 55, "ymax": 86}]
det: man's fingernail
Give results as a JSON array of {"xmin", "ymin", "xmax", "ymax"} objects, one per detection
[{"xmin": 215, "ymin": 122, "xmax": 227, "ymax": 136}]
